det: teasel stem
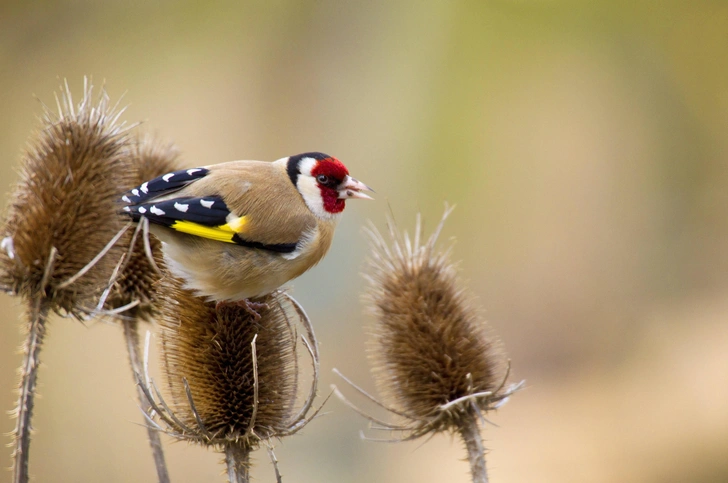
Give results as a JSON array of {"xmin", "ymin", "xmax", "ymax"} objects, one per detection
[
  {"xmin": 459, "ymin": 410, "xmax": 488, "ymax": 483},
  {"xmin": 13, "ymin": 300, "xmax": 50, "ymax": 483},
  {"xmin": 12, "ymin": 247, "xmax": 55, "ymax": 483},
  {"xmin": 225, "ymin": 445, "xmax": 251, "ymax": 483},
  {"xmin": 122, "ymin": 318, "xmax": 170, "ymax": 483}
]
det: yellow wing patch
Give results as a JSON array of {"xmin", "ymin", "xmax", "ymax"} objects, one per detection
[{"xmin": 170, "ymin": 216, "xmax": 248, "ymax": 244}]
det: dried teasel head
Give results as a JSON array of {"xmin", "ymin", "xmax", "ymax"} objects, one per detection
[
  {"xmin": 103, "ymin": 134, "xmax": 181, "ymax": 319},
  {"xmin": 140, "ymin": 275, "xmax": 323, "ymax": 459},
  {"xmin": 335, "ymin": 206, "xmax": 522, "ymax": 441},
  {"xmin": 0, "ymin": 79, "xmax": 133, "ymax": 316}
]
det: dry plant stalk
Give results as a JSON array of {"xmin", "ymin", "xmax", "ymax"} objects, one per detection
[
  {"xmin": 334, "ymin": 207, "xmax": 524, "ymax": 483},
  {"xmin": 138, "ymin": 276, "xmax": 325, "ymax": 482},
  {"xmin": 100, "ymin": 134, "xmax": 182, "ymax": 483},
  {"xmin": 0, "ymin": 79, "xmax": 133, "ymax": 483}
]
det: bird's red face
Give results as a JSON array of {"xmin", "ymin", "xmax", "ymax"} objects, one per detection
[
  {"xmin": 311, "ymin": 158, "xmax": 352, "ymax": 214},
  {"xmin": 288, "ymin": 152, "xmax": 373, "ymax": 219}
]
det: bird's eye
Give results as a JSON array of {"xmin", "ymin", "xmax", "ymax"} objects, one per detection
[{"xmin": 317, "ymin": 174, "xmax": 329, "ymax": 184}]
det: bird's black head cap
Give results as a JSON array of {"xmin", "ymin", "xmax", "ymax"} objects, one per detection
[{"xmin": 286, "ymin": 152, "xmax": 332, "ymax": 186}]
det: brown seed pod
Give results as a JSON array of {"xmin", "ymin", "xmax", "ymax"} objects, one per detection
[
  {"xmin": 141, "ymin": 275, "xmax": 322, "ymax": 463},
  {"xmin": 104, "ymin": 134, "xmax": 181, "ymax": 320},
  {"xmin": 335, "ymin": 206, "xmax": 522, "ymax": 436},
  {"xmin": 0, "ymin": 79, "xmax": 132, "ymax": 316},
  {"xmin": 364, "ymin": 207, "xmax": 515, "ymax": 434},
  {"xmin": 334, "ymin": 207, "xmax": 523, "ymax": 483},
  {"xmin": 160, "ymin": 284, "xmax": 297, "ymax": 446}
]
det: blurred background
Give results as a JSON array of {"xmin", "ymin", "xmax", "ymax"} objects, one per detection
[{"xmin": 1, "ymin": 1, "xmax": 727, "ymax": 482}]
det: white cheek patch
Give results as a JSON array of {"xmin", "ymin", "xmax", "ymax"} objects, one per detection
[
  {"xmin": 295, "ymin": 156, "xmax": 343, "ymax": 220},
  {"xmin": 296, "ymin": 175, "xmax": 330, "ymax": 219}
]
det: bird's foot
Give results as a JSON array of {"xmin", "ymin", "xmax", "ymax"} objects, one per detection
[{"xmin": 215, "ymin": 299, "xmax": 270, "ymax": 320}]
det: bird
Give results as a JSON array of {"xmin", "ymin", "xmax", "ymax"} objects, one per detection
[{"xmin": 120, "ymin": 152, "xmax": 372, "ymax": 312}]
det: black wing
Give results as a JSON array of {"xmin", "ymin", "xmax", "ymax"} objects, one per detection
[
  {"xmin": 121, "ymin": 167, "xmax": 210, "ymax": 205},
  {"xmin": 122, "ymin": 194, "xmax": 297, "ymax": 253},
  {"xmin": 123, "ymin": 196, "xmax": 229, "ymax": 227}
]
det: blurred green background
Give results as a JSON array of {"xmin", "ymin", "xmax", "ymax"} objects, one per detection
[{"xmin": 1, "ymin": 1, "xmax": 727, "ymax": 482}]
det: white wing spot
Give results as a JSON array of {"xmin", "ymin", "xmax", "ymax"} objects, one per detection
[
  {"xmin": 138, "ymin": 206, "xmax": 147, "ymax": 214},
  {"xmin": 200, "ymin": 199, "xmax": 215, "ymax": 209},
  {"xmin": 162, "ymin": 173, "xmax": 175, "ymax": 182},
  {"xmin": 140, "ymin": 182, "xmax": 149, "ymax": 194},
  {"xmin": 131, "ymin": 189, "xmax": 140, "ymax": 196},
  {"xmin": 187, "ymin": 168, "xmax": 202, "ymax": 176},
  {"xmin": 174, "ymin": 202, "xmax": 189, "ymax": 213},
  {"xmin": 122, "ymin": 195, "xmax": 131, "ymax": 203},
  {"xmin": 150, "ymin": 206, "xmax": 166, "ymax": 216},
  {"xmin": 122, "ymin": 206, "xmax": 131, "ymax": 212}
]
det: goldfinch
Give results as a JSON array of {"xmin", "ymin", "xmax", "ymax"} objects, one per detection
[{"xmin": 121, "ymin": 152, "xmax": 372, "ymax": 303}]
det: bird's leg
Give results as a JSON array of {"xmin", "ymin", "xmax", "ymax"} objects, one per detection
[{"xmin": 215, "ymin": 299, "xmax": 270, "ymax": 320}]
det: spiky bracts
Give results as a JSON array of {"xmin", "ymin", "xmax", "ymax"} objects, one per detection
[
  {"xmin": 0, "ymin": 79, "xmax": 132, "ymax": 316},
  {"xmin": 335, "ymin": 207, "xmax": 523, "ymax": 483}
]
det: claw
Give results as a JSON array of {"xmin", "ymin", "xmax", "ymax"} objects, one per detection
[{"xmin": 215, "ymin": 299, "xmax": 269, "ymax": 320}]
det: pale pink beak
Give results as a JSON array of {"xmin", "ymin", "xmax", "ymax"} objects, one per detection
[{"xmin": 338, "ymin": 175, "xmax": 374, "ymax": 200}]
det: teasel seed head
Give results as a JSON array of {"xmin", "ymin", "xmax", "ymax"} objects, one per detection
[
  {"xmin": 161, "ymin": 285, "xmax": 296, "ymax": 447},
  {"xmin": 104, "ymin": 134, "xmax": 181, "ymax": 320},
  {"xmin": 335, "ymin": 206, "xmax": 522, "ymax": 443},
  {"xmin": 0, "ymin": 79, "xmax": 133, "ymax": 316},
  {"xmin": 141, "ymin": 275, "xmax": 323, "ymax": 458}
]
